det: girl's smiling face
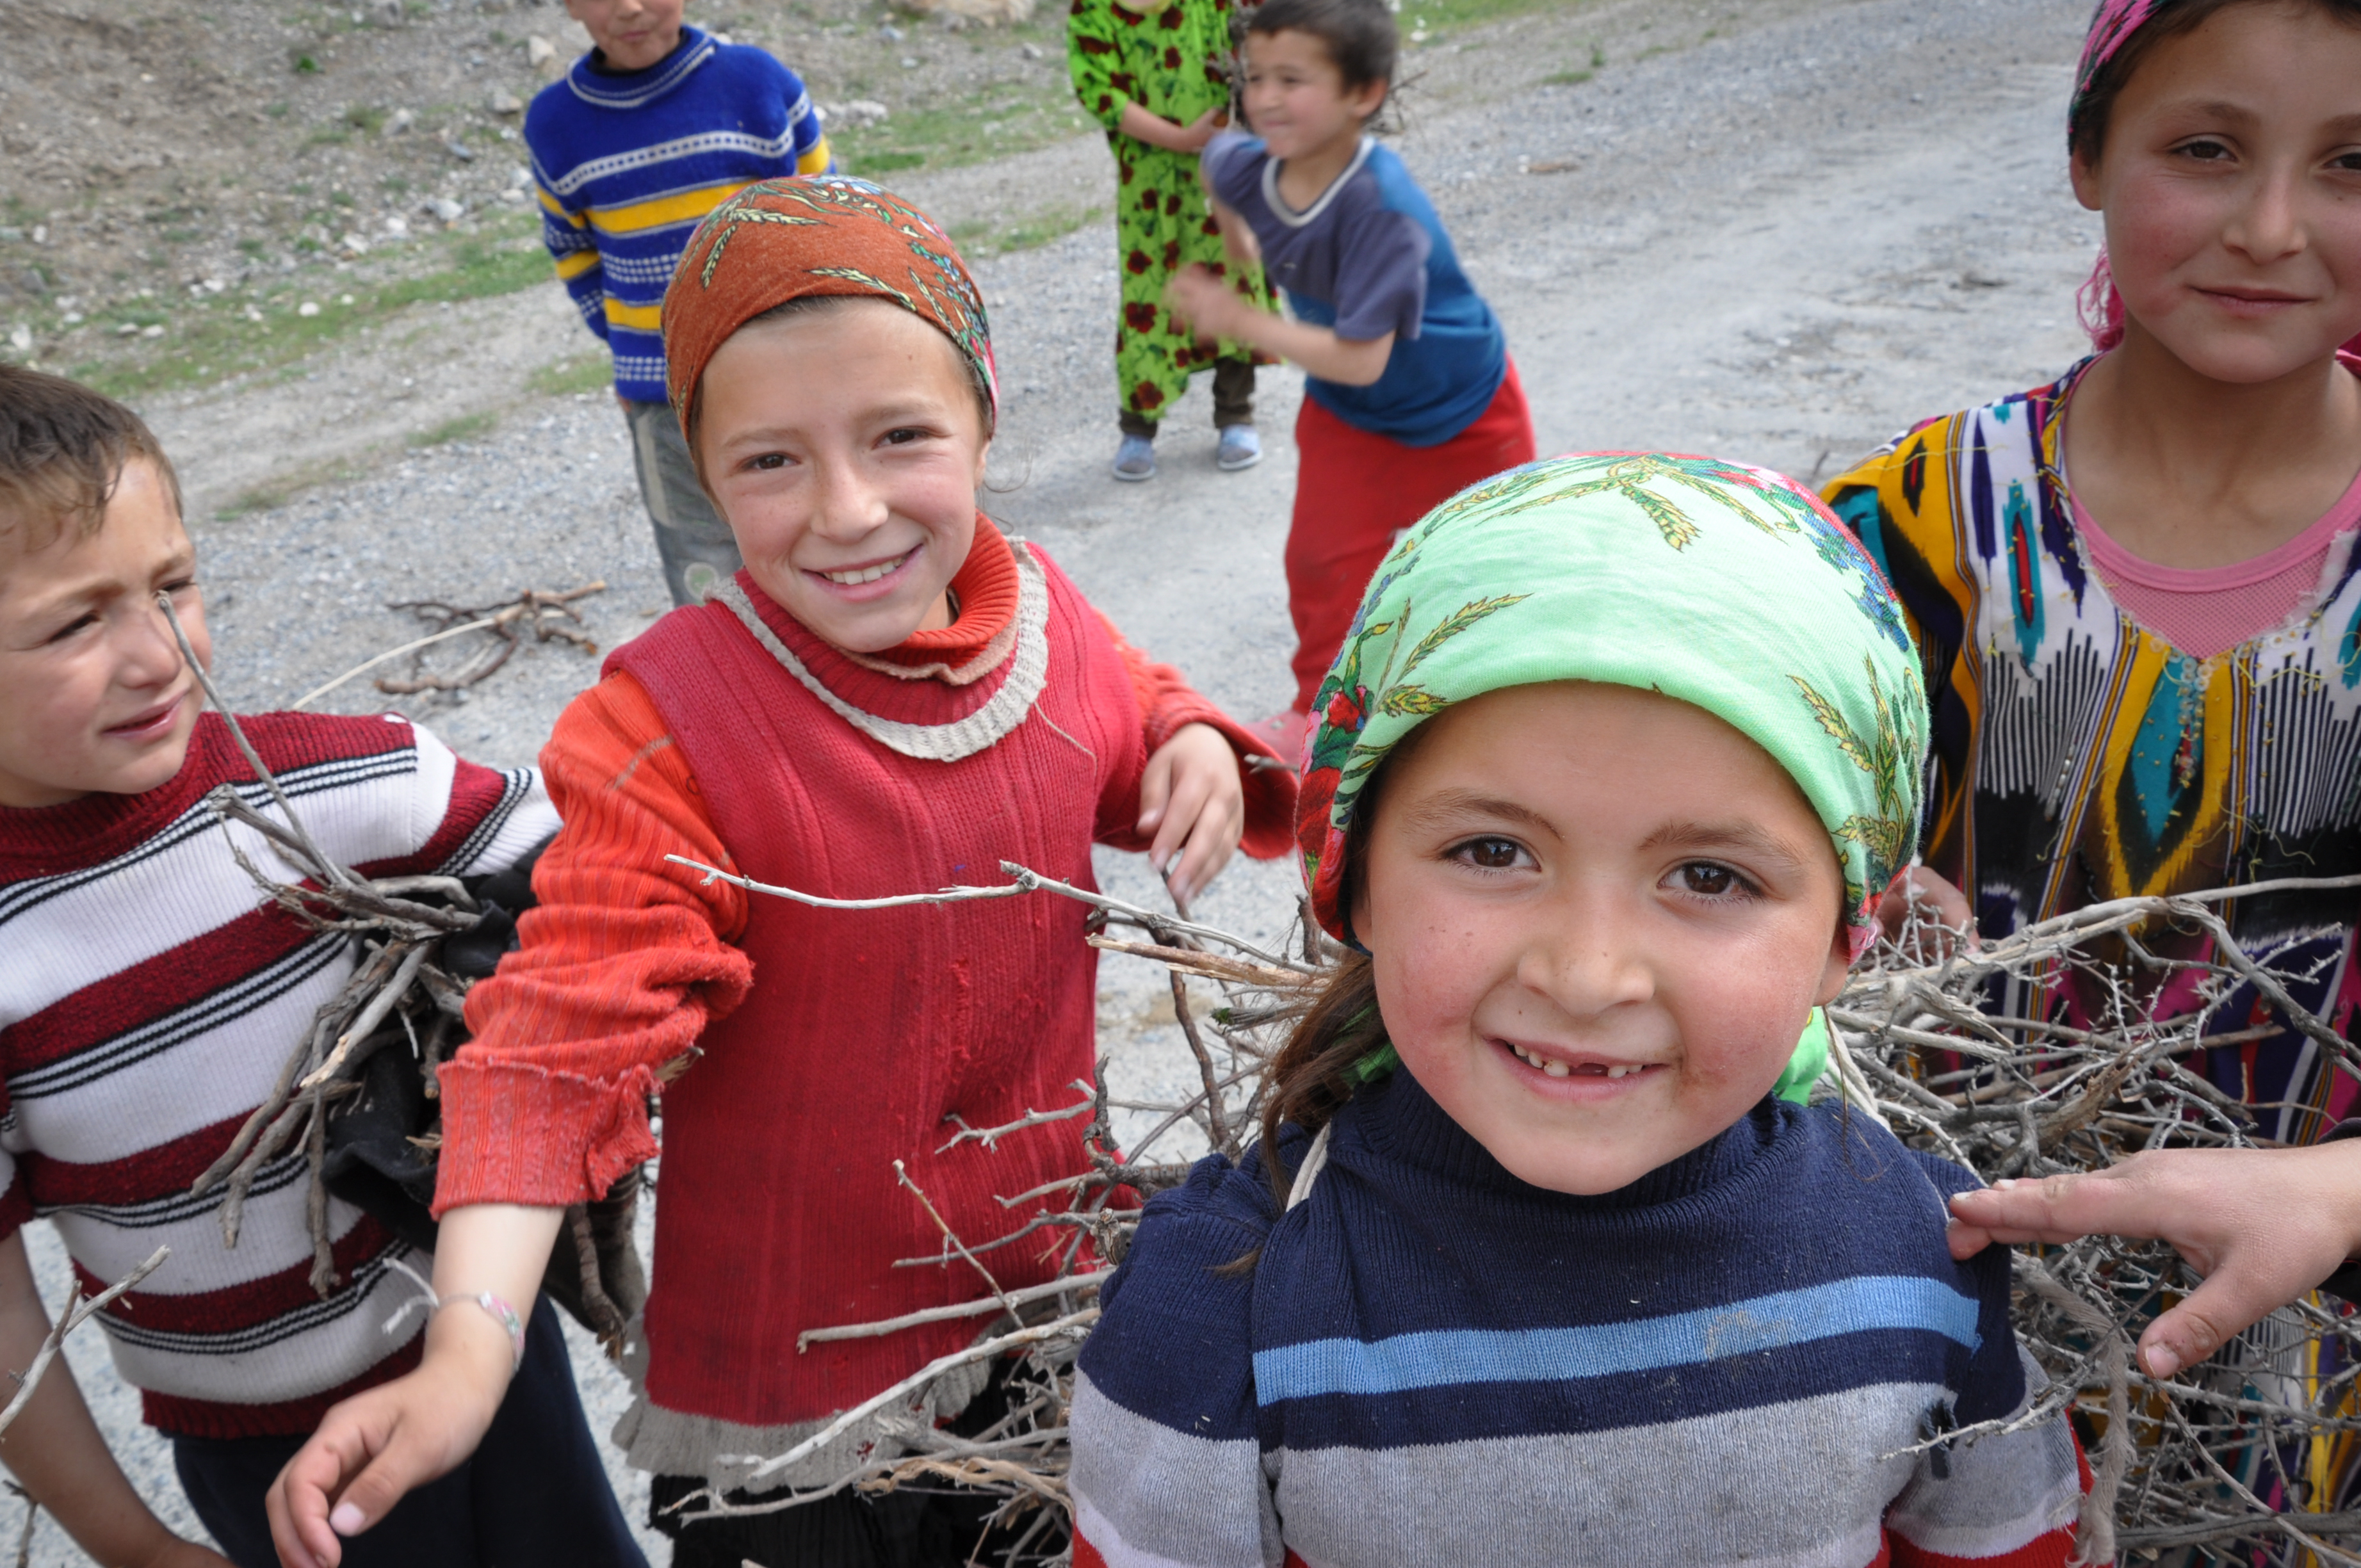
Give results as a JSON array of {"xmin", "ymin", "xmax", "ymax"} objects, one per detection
[
  {"xmin": 2073, "ymin": 1, "xmax": 2361, "ymax": 380},
  {"xmin": 1353, "ymin": 682, "xmax": 1852, "ymax": 1197},
  {"xmin": 695, "ymin": 298, "xmax": 989, "ymax": 653}
]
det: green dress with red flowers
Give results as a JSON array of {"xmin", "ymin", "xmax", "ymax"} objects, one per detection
[{"xmin": 1067, "ymin": 0, "xmax": 1274, "ymax": 424}]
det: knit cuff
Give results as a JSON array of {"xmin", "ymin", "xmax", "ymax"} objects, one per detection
[
  {"xmin": 1149, "ymin": 697, "xmax": 1301, "ymax": 863},
  {"xmin": 431, "ymin": 1058, "xmax": 662, "ymax": 1215}
]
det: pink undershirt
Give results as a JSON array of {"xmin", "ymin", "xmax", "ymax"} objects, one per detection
[{"xmin": 2071, "ymin": 464, "xmax": 2361, "ymax": 660}]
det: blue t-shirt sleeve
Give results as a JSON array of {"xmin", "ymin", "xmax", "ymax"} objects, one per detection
[
  {"xmin": 1330, "ymin": 204, "xmax": 1429, "ymax": 343},
  {"xmin": 1203, "ymin": 132, "xmax": 1262, "ymax": 214}
]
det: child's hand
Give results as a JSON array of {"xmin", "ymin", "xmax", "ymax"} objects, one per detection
[
  {"xmin": 1165, "ymin": 264, "xmax": 1251, "ymax": 345},
  {"xmin": 1137, "ymin": 722, "xmax": 1245, "ymax": 906},
  {"xmin": 1947, "ymin": 1139, "xmax": 2361, "ymax": 1378},
  {"xmin": 264, "ymin": 1345, "xmax": 508, "ymax": 1568}
]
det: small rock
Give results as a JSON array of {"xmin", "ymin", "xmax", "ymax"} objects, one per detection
[
  {"xmin": 341, "ymin": 232, "xmax": 369, "ymax": 255},
  {"xmin": 340, "ymin": 294, "xmax": 355, "ymax": 305},
  {"xmin": 510, "ymin": 165, "xmax": 534, "ymax": 190},
  {"xmin": 366, "ymin": 0, "xmax": 404, "ymax": 26},
  {"xmin": 1020, "ymin": 41, "xmax": 1044, "ymax": 59},
  {"xmin": 384, "ymin": 108, "xmax": 416, "ymax": 136},
  {"xmin": 298, "ymin": 301, "xmax": 321, "ymax": 317},
  {"xmin": 421, "ymin": 195, "xmax": 467, "ymax": 223},
  {"xmin": 442, "ymin": 136, "xmax": 476, "ymax": 161},
  {"xmin": 487, "ymin": 88, "xmax": 523, "ymax": 115},
  {"xmin": 203, "ymin": 277, "xmax": 225, "ymax": 293},
  {"xmin": 900, "ymin": 56, "xmax": 920, "ymax": 69},
  {"xmin": 383, "ymin": 214, "xmax": 409, "ymax": 237},
  {"xmin": 61, "ymin": 311, "xmax": 83, "ymax": 326},
  {"xmin": 29, "ymin": 225, "xmax": 45, "ymax": 245},
  {"xmin": 838, "ymin": 99, "xmax": 891, "ymax": 128},
  {"xmin": 527, "ymin": 35, "xmax": 556, "ymax": 67},
  {"xmin": 7, "ymin": 325, "xmax": 31, "ymax": 353},
  {"xmin": 117, "ymin": 322, "xmax": 140, "ymax": 336},
  {"xmin": 140, "ymin": 324, "xmax": 164, "ymax": 338},
  {"xmin": 879, "ymin": 21, "xmax": 905, "ymax": 40}
]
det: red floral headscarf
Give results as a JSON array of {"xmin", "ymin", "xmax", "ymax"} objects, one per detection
[{"xmin": 661, "ymin": 175, "xmax": 998, "ymax": 436}]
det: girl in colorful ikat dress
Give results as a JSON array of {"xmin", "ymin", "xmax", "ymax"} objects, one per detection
[
  {"xmin": 1069, "ymin": 0, "xmax": 1276, "ymax": 481},
  {"xmin": 1069, "ymin": 455, "xmax": 2091, "ymax": 1568},
  {"xmin": 271, "ymin": 177, "xmax": 1297, "ymax": 1568},
  {"xmin": 1169, "ymin": 0, "xmax": 1536, "ymax": 758},
  {"xmin": 1822, "ymin": 0, "xmax": 2361, "ymax": 1343}
]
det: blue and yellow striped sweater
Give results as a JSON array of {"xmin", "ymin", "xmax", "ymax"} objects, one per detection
[
  {"xmin": 1073, "ymin": 1072, "xmax": 2088, "ymax": 1568},
  {"xmin": 524, "ymin": 26, "xmax": 831, "ymax": 401}
]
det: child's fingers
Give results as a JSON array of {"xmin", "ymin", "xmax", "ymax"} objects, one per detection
[
  {"xmin": 1146, "ymin": 758, "xmax": 1210, "ymax": 880},
  {"xmin": 1136, "ymin": 743, "xmax": 1176, "ymax": 839},
  {"xmin": 268, "ymin": 1423, "xmax": 371, "ymax": 1568},
  {"xmin": 1165, "ymin": 768, "xmax": 1245, "ymax": 905},
  {"xmin": 2138, "ymin": 1265, "xmax": 2308, "ymax": 1380}
]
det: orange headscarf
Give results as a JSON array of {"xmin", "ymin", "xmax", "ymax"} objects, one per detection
[{"xmin": 661, "ymin": 175, "xmax": 998, "ymax": 435}]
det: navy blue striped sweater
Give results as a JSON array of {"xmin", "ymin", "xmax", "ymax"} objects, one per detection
[{"xmin": 1071, "ymin": 1071, "xmax": 2086, "ymax": 1568}]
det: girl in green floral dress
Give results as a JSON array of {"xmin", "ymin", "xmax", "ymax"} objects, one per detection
[{"xmin": 1069, "ymin": 0, "xmax": 1274, "ymax": 481}]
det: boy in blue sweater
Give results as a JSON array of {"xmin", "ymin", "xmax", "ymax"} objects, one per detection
[
  {"xmin": 1071, "ymin": 455, "xmax": 2090, "ymax": 1567},
  {"xmin": 528, "ymin": 0, "xmax": 832, "ymax": 608}
]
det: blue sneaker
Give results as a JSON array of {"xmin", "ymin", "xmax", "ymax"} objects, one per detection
[
  {"xmin": 1217, "ymin": 424, "xmax": 1262, "ymax": 471},
  {"xmin": 1112, "ymin": 433, "xmax": 1157, "ymax": 482}
]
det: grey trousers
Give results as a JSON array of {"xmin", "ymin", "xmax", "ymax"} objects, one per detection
[{"xmin": 622, "ymin": 397, "xmax": 743, "ymax": 608}]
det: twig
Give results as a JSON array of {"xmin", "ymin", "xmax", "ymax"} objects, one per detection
[
  {"xmin": 157, "ymin": 591, "xmax": 353, "ymax": 891},
  {"xmin": 896, "ymin": 1160, "xmax": 1019, "ymax": 1321},
  {"xmin": 937, "ymin": 1086, "xmax": 1099, "ymax": 1154},
  {"xmin": 799, "ymin": 1272, "xmax": 1110, "ymax": 1351},
  {"xmin": 0, "ymin": 1247, "xmax": 168, "ymax": 1439}
]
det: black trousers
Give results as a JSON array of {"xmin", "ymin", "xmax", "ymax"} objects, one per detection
[{"xmin": 171, "ymin": 1298, "xmax": 647, "ymax": 1568}]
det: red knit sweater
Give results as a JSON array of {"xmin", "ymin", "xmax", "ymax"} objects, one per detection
[{"xmin": 436, "ymin": 524, "xmax": 1293, "ymax": 1478}]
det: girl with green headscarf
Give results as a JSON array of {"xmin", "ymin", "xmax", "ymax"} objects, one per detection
[{"xmin": 1066, "ymin": 452, "xmax": 2091, "ymax": 1568}]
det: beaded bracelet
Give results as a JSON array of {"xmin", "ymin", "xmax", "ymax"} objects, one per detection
[{"xmin": 435, "ymin": 1290, "xmax": 525, "ymax": 1373}]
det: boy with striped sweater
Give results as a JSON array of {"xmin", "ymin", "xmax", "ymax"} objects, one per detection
[
  {"xmin": 530, "ymin": 0, "xmax": 833, "ymax": 608},
  {"xmin": 0, "ymin": 367, "xmax": 643, "ymax": 1567}
]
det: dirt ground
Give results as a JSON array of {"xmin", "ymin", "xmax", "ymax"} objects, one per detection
[{"xmin": 12, "ymin": 0, "xmax": 2104, "ymax": 1559}]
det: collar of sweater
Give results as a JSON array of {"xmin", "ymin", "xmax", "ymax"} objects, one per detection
[
  {"xmin": 569, "ymin": 25, "xmax": 717, "ymax": 111},
  {"xmin": 1342, "ymin": 1066, "xmax": 1789, "ymax": 1214},
  {"xmin": 720, "ymin": 517, "xmax": 1047, "ymax": 746}
]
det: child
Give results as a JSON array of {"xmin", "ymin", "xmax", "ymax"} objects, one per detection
[
  {"xmin": 272, "ymin": 178, "xmax": 1298, "ymax": 1568},
  {"xmin": 1067, "ymin": 0, "xmax": 1272, "ymax": 481},
  {"xmin": 1169, "ymin": 0, "xmax": 1537, "ymax": 756},
  {"xmin": 529, "ymin": 0, "xmax": 833, "ymax": 608},
  {"xmin": 0, "ymin": 366, "xmax": 643, "ymax": 1567},
  {"xmin": 1822, "ymin": 0, "xmax": 2361, "ymax": 1160},
  {"xmin": 1070, "ymin": 453, "xmax": 2091, "ymax": 1566}
]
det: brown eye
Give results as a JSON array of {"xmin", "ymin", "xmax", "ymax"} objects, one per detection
[
  {"xmin": 1462, "ymin": 837, "xmax": 1521, "ymax": 870},
  {"xmin": 1678, "ymin": 862, "xmax": 1739, "ymax": 896}
]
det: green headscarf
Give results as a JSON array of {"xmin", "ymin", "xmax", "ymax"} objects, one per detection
[{"xmin": 1295, "ymin": 451, "xmax": 1927, "ymax": 962}]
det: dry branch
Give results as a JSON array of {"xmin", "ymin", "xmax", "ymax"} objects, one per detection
[{"xmin": 0, "ymin": 1247, "xmax": 168, "ymax": 1440}]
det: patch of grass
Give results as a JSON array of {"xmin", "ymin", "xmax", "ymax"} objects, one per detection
[
  {"xmin": 215, "ymin": 456, "xmax": 362, "ymax": 520},
  {"xmin": 828, "ymin": 53, "xmax": 1091, "ymax": 178},
  {"xmin": 291, "ymin": 52, "xmax": 321, "ymax": 74},
  {"xmin": 951, "ymin": 204, "xmax": 1103, "ymax": 257},
  {"xmin": 345, "ymin": 105, "xmax": 387, "ymax": 134},
  {"xmin": 1543, "ymin": 68, "xmax": 1593, "ymax": 86},
  {"xmin": 528, "ymin": 350, "xmax": 613, "ymax": 398},
  {"xmin": 410, "ymin": 410, "xmax": 498, "ymax": 448},
  {"xmin": 73, "ymin": 214, "xmax": 553, "ymax": 401},
  {"xmin": 1405, "ymin": 0, "xmax": 1577, "ymax": 36}
]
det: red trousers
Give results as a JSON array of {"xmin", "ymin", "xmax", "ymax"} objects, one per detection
[{"xmin": 1286, "ymin": 359, "xmax": 1537, "ymax": 713}]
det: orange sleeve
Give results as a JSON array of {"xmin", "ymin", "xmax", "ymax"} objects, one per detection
[
  {"xmin": 432, "ymin": 670, "xmax": 754, "ymax": 1213},
  {"xmin": 1094, "ymin": 611, "xmax": 1298, "ymax": 862}
]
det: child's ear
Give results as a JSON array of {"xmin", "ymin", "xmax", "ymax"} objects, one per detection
[
  {"xmin": 1347, "ymin": 79, "xmax": 1388, "ymax": 127},
  {"xmin": 1811, "ymin": 914, "xmax": 1853, "ymax": 1007},
  {"xmin": 2068, "ymin": 147, "xmax": 2104, "ymax": 213}
]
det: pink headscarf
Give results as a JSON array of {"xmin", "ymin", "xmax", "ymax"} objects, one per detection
[{"xmin": 2067, "ymin": 0, "xmax": 2361, "ymax": 359}]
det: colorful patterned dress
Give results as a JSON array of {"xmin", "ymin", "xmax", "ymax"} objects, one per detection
[
  {"xmin": 1822, "ymin": 358, "xmax": 2361, "ymax": 1147},
  {"xmin": 1067, "ymin": 0, "xmax": 1273, "ymax": 425}
]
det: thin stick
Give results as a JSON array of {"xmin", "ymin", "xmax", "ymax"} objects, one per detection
[
  {"xmin": 799, "ymin": 1272, "xmax": 1111, "ymax": 1351},
  {"xmin": 937, "ymin": 1086, "xmax": 1098, "ymax": 1155},
  {"xmin": 157, "ymin": 592, "xmax": 355, "ymax": 891},
  {"xmin": 895, "ymin": 1160, "xmax": 1018, "ymax": 1320},
  {"xmin": 299, "ymin": 942, "xmax": 429, "ymax": 1090},
  {"xmin": 289, "ymin": 615, "xmax": 507, "ymax": 710},
  {"xmin": 1086, "ymin": 934, "xmax": 1309, "ymax": 990},
  {"xmin": 737, "ymin": 1309, "xmax": 1098, "ymax": 1483},
  {"xmin": 0, "ymin": 1247, "xmax": 168, "ymax": 1438}
]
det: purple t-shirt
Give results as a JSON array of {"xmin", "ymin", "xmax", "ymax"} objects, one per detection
[{"xmin": 1204, "ymin": 133, "xmax": 1505, "ymax": 445}]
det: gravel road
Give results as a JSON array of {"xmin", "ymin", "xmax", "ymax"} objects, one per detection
[{"xmin": 19, "ymin": 0, "xmax": 2101, "ymax": 1559}]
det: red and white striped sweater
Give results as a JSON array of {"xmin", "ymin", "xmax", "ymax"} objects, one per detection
[{"xmin": 0, "ymin": 711, "xmax": 556, "ymax": 1438}]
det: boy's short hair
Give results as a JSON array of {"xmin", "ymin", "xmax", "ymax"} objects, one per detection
[
  {"xmin": 0, "ymin": 364, "xmax": 184, "ymax": 552},
  {"xmin": 1245, "ymin": 0, "xmax": 1399, "ymax": 93}
]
